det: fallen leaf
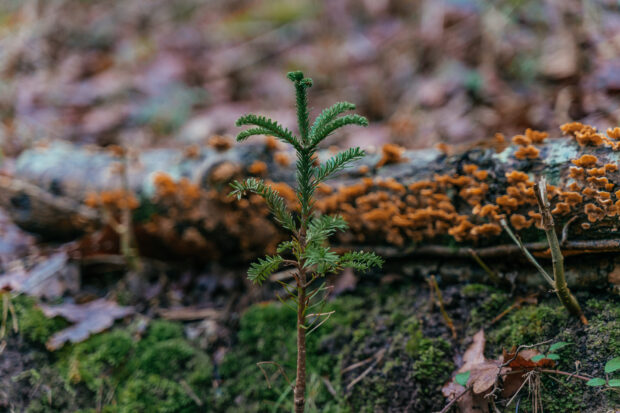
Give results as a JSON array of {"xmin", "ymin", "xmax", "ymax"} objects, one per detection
[
  {"xmin": 0, "ymin": 251, "xmax": 77, "ymax": 299},
  {"xmin": 40, "ymin": 298, "xmax": 134, "ymax": 350},
  {"xmin": 503, "ymin": 348, "xmax": 555, "ymax": 369},
  {"xmin": 460, "ymin": 329, "xmax": 486, "ymax": 371},
  {"xmin": 470, "ymin": 360, "xmax": 502, "ymax": 394},
  {"xmin": 442, "ymin": 330, "xmax": 494, "ymax": 412}
]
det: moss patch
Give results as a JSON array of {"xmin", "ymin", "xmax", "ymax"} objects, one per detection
[
  {"xmin": 483, "ymin": 293, "xmax": 620, "ymax": 412},
  {"xmin": 10, "ymin": 299, "xmax": 213, "ymax": 413},
  {"xmin": 218, "ymin": 284, "xmax": 456, "ymax": 412},
  {"xmin": 4, "ymin": 283, "xmax": 618, "ymax": 412},
  {"xmin": 10, "ymin": 295, "xmax": 69, "ymax": 346}
]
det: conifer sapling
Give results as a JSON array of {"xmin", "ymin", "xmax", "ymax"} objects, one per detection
[{"xmin": 230, "ymin": 71, "xmax": 383, "ymax": 412}]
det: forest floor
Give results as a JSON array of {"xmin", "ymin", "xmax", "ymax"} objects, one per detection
[{"xmin": 1, "ymin": 261, "xmax": 618, "ymax": 412}]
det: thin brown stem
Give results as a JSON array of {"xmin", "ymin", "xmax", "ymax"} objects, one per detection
[
  {"xmin": 294, "ymin": 220, "xmax": 308, "ymax": 413},
  {"xmin": 294, "ymin": 267, "xmax": 307, "ymax": 413},
  {"xmin": 538, "ymin": 369, "xmax": 592, "ymax": 382},
  {"xmin": 499, "ymin": 219, "xmax": 555, "ymax": 287},
  {"xmin": 468, "ymin": 248, "xmax": 503, "ymax": 287},
  {"xmin": 534, "ymin": 178, "xmax": 587, "ymax": 325},
  {"xmin": 428, "ymin": 275, "xmax": 457, "ymax": 339},
  {"xmin": 256, "ymin": 361, "xmax": 293, "ymax": 388}
]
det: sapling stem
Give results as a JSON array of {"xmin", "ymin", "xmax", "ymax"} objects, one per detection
[
  {"xmin": 533, "ymin": 178, "xmax": 587, "ymax": 325},
  {"xmin": 500, "ymin": 177, "xmax": 587, "ymax": 325},
  {"xmin": 230, "ymin": 71, "xmax": 383, "ymax": 412}
]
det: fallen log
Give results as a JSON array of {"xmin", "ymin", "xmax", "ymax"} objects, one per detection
[{"xmin": 2, "ymin": 125, "xmax": 620, "ymax": 288}]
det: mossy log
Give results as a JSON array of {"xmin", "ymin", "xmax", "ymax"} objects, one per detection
[{"xmin": 2, "ymin": 128, "xmax": 620, "ymax": 288}]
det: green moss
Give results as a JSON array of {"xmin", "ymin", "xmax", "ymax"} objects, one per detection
[
  {"xmin": 137, "ymin": 338, "xmax": 212, "ymax": 388},
  {"xmin": 468, "ymin": 292, "xmax": 509, "ymax": 331},
  {"xmin": 411, "ymin": 337, "xmax": 453, "ymax": 391},
  {"xmin": 404, "ymin": 317, "xmax": 424, "ymax": 357},
  {"xmin": 60, "ymin": 330, "xmax": 135, "ymax": 393},
  {"xmin": 10, "ymin": 295, "xmax": 68, "ymax": 346},
  {"xmin": 484, "ymin": 295, "xmax": 620, "ymax": 412},
  {"xmin": 143, "ymin": 320, "xmax": 184, "ymax": 344},
  {"xmin": 487, "ymin": 301, "xmax": 568, "ymax": 349},
  {"xmin": 461, "ymin": 283, "xmax": 494, "ymax": 297},
  {"xmin": 217, "ymin": 300, "xmax": 348, "ymax": 412},
  {"xmin": 23, "ymin": 316, "xmax": 213, "ymax": 413},
  {"xmin": 117, "ymin": 374, "xmax": 199, "ymax": 413}
]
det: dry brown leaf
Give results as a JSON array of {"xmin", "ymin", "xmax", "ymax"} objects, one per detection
[
  {"xmin": 0, "ymin": 252, "xmax": 77, "ymax": 299},
  {"xmin": 469, "ymin": 360, "xmax": 502, "ymax": 394},
  {"xmin": 503, "ymin": 348, "xmax": 555, "ymax": 369},
  {"xmin": 40, "ymin": 298, "xmax": 134, "ymax": 350},
  {"xmin": 460, "ymin": 329, "xmax": 486, "ymax": 371},
  {"xmin": 442, "ymin": 330, "xmax": 495, "ymax": 412}
]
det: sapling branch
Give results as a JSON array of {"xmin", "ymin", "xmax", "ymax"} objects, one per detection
[
  {"xmin": 533, "ymin": 178, "xmax": 587, "ymax": 325},
  {"xmin": 230, "ymin": 71, "xmax": 383, "ymax": 412},
  {"xmin": 499, "ymin": 219, "xmax": 555, "ymax": 287}
]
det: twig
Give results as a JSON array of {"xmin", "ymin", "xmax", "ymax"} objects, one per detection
[
  {"xmin": 257, "ymin": 361, "xmax": 292, "ymax": 389},
  {"xmin": 505, "ymin": 370, "xmax": 534, "ymax": 407},
  {"xmin": 561, "ymin": 215, "xmax": 578, "ymax": 245},
  {"xmin": 436, "ymin": 386, "xmax": 471, "ymax": 413},
  {"xmin": 353, "ymin": 238, "xmax": 620, "ymax": 260},
  {"xmin": 321, "ymin": 377, "xmax": 337, "ymax": 397},
  {"xmin": 346, "ymin": 347, "xmax": 386, "ymax": 391},
  {"xmin": 468, "ymin": 248, "xmax": 504, "ymax": 286},
  {"xmin": 499, "ymin": 219, "xmax": 555, "ymax": 288},
  {"xmin": 180, "ymin": 380, "xmax": 203, "ymax": 406},
  {"xmin": 305, "ymin": 311, "xmax": 335, "ymax": 335},
  {"xmin": 489, "ymin": 295, "xmax": 537, "ymax": 326},
  {"xmin": 534, "ymin": 178, "xmax": 587, "ymax": 325},
  {"xmin": 427, "ymin": 275, "xmax": 457, "ymax": 339},
  {"xmin": 538, "ymin": 369, "xmax": 592, "ymax": 382},
  {"xmin": 502, "ymin": 340, "xmax": 553, "ymax": 368},
  {"xmin": 342, "ymin": 354, "xmax": 375, "ymax": 374}
]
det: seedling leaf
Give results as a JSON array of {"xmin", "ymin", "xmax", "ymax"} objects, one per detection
[
  {"xmin": 549, "ymin": 342, "xmax": 570, "ymax": 352},
  {"xmin": 531, "ymin": 354, "xmax": 546, "ymax": 363},
  {"xmin": 586, "ymin": 378, "xmax": 606, "ymax": 387},
  {"xmin": 608, "ymin": 379, "xmax": 620, "ymax": 387},
  {"xmin": 455, "ymin": 371, "xmax": 470, "ymax": 386},
  {"xmin": 545, "ymin": 354, "xmax": 560, "ymax": 360},
  {"xmin": 605, "ymin": 357, "xmax": 620, "ymax": 374}
]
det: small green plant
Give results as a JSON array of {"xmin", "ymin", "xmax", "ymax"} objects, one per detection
[
  {"xmin": 230, "ymin": 71, "xmax": 383, "ymax": 412},
  {"xmin": 586, "ymin": 356, "xmax": 620, "ymax": 388},
  {"xmin": 530, "ymin": 341, "xmax": 570, "ymax": 363}
]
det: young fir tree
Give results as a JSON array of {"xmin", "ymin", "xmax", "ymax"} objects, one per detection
[{"xmin": 230, "ymin": 71, "xmax": 383, "ymax": 412}]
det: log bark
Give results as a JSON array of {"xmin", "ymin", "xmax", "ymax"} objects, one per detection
[{"xmin": 1, "ymin": 136, "xmax": 620, "ymax": 288}]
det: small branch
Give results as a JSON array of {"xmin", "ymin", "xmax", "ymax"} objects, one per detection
[
  {"xmin": 427, "ymin": 275, "xmax": 457, "ymax": 339},
  {"xmin": 257, "ymin": 361, "xmax": 293, "ymax": 389},
  {"xmin": 538, "ymin": 369, "xmax": 592, "ymax": 382},
  {"xmin": 468, "ymin": 248, "xmax": 504, "ymax": 287},
  {"xmin": 179, "ymin": 380, "xmax": 203, "ymax": 406},
  {"xmin": 499, "ymin": 219, "xmax": 555, "ymax": 288},
  {"xmin": 489, "ymin": 295, "xmax": 537, "ymax": 326},
  {"xmin": 342, "ymin": 354, "xmax": 375, "ymax": 374},
  {"xmin": 321, "ymin": 377, "xmax": 337, "ymax": 397},
  {"xmin": 305, "ymin": 310, "xmax": 335, "ymax": 335},
  {"xmin": 346, "ymin": 347, "xmax": 386, "ymax": 391},
  {"xmin": 560, "ymin": 215, "xmax": 578, "ymax": 246},
  {"xmin": 534, "ymin": 178, "xmax": 587, "ymax": 325}
]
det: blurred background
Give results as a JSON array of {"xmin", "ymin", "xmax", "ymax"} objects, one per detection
[{"xmin": 1, "ymin": 0, "xmax": 620, "ymax": 157}]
